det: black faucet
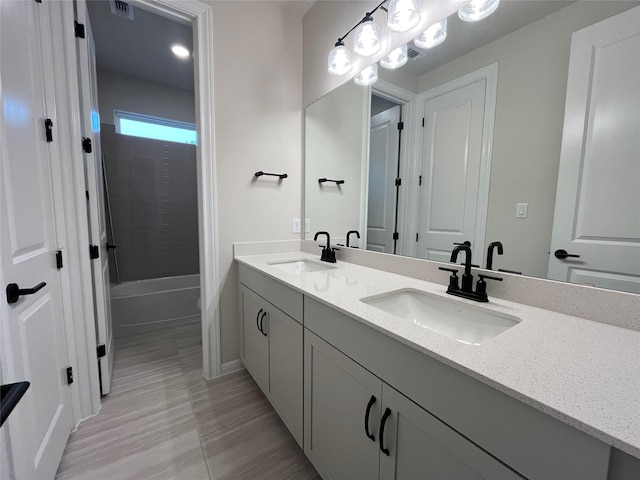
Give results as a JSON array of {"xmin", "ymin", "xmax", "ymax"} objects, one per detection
[
  {"xmin": 440, "ymin": 244, "xmax": 503, "ymax": 302},
  {"xmin": 314, "ymin": 231, "xmax": 337, "ymax": 263},
  {"xmin": 486, "ymin": 241, "xmax": 503, "ymax": 270},
  {"xmin": 346, "ymin": 230, "xmax": 360, "ymax": 248}
]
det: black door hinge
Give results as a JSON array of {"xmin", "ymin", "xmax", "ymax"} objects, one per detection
[
  {"xmin": 74, "ymin": 21, "xmax": 85, "ymax": 39},
  {"xmin": 395, "ymin": 178, "xmax": 402, "ymax": 187},
  {"xmin": 422, "ymin": 118, "xmax": 425, "ymax": 127},
  {"xmin": 97, "ymin": 344, "xmax": 106, "ymax": 358},
  {"xmin": 419, "ymin": 175, "xmax": 422, "ymax": 186},
  {"xmin": 85, "ymin": 190, "xmax": 90, "ymax": 200},
  {"xmin": 397, "ymin": 121, "xmax": 404, "ymax": 131},
  {"xmin": 82, "ymin": 137, "xmax": 92, "ymax": 153},
  {"xmin": 89, "ymin": 245, "xmax": 99, "ymax": 259},
  {"xmin": 416, "ymin": 233, "xmax": 419, "ymax": 242},
  {"xmin": 66, "ymin": 366, "xmax": 74, "ymax": 385},
  {"xmin": 44, "ymin": 119, "xmax": 53, "ymax": 142},
  {"xmin": 393, "ymin": 232, "xmax": 399, "ymax": 240},
  {"xmin": 56, "ymin": 250, "xmax": 63, "ymax": 269},
  {"xmin": 35, "ymin": 0, "xmax": 42, "ymax": 3}
]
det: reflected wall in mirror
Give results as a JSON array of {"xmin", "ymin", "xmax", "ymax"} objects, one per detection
[{"xmin": 304, "ymin": 1, "xmax": 640, "ymax": 294}]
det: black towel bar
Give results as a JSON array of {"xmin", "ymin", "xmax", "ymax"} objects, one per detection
[
  {"xmin": 255, "ymin": 171, "xmax": 288, "ymax": 180},
  {"xmin": 318, "ymin": 178, "xmax": 344, "ymax": 185}
]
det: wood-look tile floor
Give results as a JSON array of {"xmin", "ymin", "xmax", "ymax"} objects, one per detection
[{"xmin": 56, "ymin": 321, "xmax": 319, "ymax": 480}]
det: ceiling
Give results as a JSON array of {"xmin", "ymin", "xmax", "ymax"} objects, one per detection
[
  {"xmin": 404, "ymin": 1, "xmax": 574, "ymax": 76},
  {"xmin": 87, "ymin": 0, "xmax": 194, "ymax": 91}
]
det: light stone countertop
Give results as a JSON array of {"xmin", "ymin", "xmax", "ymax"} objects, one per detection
[{"xmin": 235, "ymin": 250, "xmax": 640, "ymax": 458}]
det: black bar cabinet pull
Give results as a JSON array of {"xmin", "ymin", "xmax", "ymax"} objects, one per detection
[
  {"xmin": 379, "ymin": 407, "xmax": 392, "ymax": 456},
  {"xmin": 259, "ymin": 311, "xmax": 268, "ymax": 337},
  {"xmin": 318, "ymin": 178, "xmax": 345, "ymax": 185},
  {"xmin": 255, "ymin": 171, "xmax": 288, "ymax": 180},
  {"xmin": 256, "ymin": 308, "xmax": 263, "ymax": 332},
  {"xmin": 6, "ymin": 282, "xmax": 46, "ymax": 304},
  {"xmin": 364, "ymin": 395, "xmax": 377, "ymax": 441},
  {"xmin": 554, "ymin": 249, "xmax": 580, "ymax": 259}
]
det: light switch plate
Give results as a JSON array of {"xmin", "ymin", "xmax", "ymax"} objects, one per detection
[
  {"xmin": 304, "ymin": 218, "xmax": 310, "ymax": 233},
  {"xmin": 292, "ymin": 218, "xmax": 301, "ymax": 234},
  {"xmin": 516, "ymin": 203, "xmax": 528, "ymax": 218}
]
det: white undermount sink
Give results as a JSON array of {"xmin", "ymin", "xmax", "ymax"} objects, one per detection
[
  {"xmin": 361, "ymin": 289, "xmax": 520, "ymax": 345},
  {"xmin": 269, "ymin": 259, "xmax": 335, "ymax": 274}
]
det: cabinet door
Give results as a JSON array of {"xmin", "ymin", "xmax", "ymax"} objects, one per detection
[
  {"xmin": 379, "ymin": 384, "xmax": 521, "ymax": 480},
  {"xmin": 267, "ymin": 307, "xmax": 303, "ymax": 447},
  {"xmin": 305, "ymin": 331, "xmax": 381, "ymax": 480},
  {"xmin": 240, "ymin": 285, "xmax": 269, "ymax": 393}
]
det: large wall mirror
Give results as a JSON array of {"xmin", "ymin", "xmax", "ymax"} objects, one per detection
[{"xmin": 304, "ymin": 1, "xmax": 640, "ymax": 294}]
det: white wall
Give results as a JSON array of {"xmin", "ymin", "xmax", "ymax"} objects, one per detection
[
  {"xmin": 206, "ymin": 1, "xmax": 303, "ymax": 364},
  {"xmin": 96, "ymin": 69, "xmax": 195, "ymax": 125},
  {"xmin": 416, "ymin": 1, "xmax": 637, "ymax": 278}
]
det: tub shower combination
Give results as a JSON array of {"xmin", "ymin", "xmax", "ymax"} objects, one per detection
[{"xmin": 110, "ymin": 274, "xmax": 200, "ymax": 337}]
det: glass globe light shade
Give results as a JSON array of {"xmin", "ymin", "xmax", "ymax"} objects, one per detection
[
  {"xmin": 387, "ymin": 0, "xmax": 421, "ymax": 32},
  {"xmin": 458, "ymin": 0, "xmax": 500, "ymax": 22},
  {"xmin": 354, "ymin": 18, "xmax": 382, "ymax": 57},
  {"xmin": 328, "ymin": 43, "xmax": 353, "ymax": 76},
  {"xmin": 380, "ymin": 44, "xmax": 408, "ymax": 69},
  {"xmin": 414, "ymin": 18, "xmax": 447, "ymax": 49},
  {"xmin": 354, "ymin": 64, "xmax": 378, "ymax": 86}
]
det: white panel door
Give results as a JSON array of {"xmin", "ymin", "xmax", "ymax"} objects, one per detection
[
  {"xmin": 367, "ymin": 106, "xmax": 401, "ymax": 253},
  {"xmin": 417, "ymin": 80, "xmax": 487, "ymax": 263},
  {"xmin": 76, "ymin": 0, "xmax": 114, "ymax": 394},
  {"xmin": 548, "ymin": 6, "xmax": 640, "ymax": 293},
  {"xmin": 0, "ymin": 1, "xmax": 72, "ymax": 477}
]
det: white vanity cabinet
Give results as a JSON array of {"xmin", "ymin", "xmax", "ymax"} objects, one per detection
[
  {"xmin": 305, "ymin": 330, "xmax": 520, "ymax": 480},
  {"xmin": 239, "ymin": 266, "xmax": 304, "ymax": 447}
]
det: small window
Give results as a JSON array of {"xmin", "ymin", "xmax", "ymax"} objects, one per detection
[{"xmin": 114, "ymin": 110, "xmax": 197, "ymax": 145}]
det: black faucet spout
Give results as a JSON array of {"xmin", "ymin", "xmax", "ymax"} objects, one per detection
[
  {"xmin": 314, "ymin": 231, "xmax": 336, "ymax": 263},
  {"xmin": 450, "ymin": 245, "xmax": 473, "ymax": 292},
  {"xmin": 314, "ymin": 231, "xmax": 330, "ymax": 247},
  {"xmin": 486, "ymin": 241, "xmax": 503, "ymax": 270},
  {"xmin": 346, "ymin": 230, "xmax": 360, "ymax": 248}
]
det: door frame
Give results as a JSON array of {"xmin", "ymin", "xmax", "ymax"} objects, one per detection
[
  {"xmin": 370, "ymin": 80, "xmax": 417, "ymax": 256},
  {"xmin": 412, "ymin": 63, "xmax": 498, "ymax": 264},
  {"xmin": 50, "ymin": 0, "xmax": 219, "ymax": 426}
]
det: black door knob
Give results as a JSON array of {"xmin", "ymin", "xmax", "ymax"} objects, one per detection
[
  {"xmin": 6, "ymin": 282, "xmax": 46, "ymax": 304},
  {"xmin": 554, "ymin": 249, "xmax": 580, "ymax": 260}
]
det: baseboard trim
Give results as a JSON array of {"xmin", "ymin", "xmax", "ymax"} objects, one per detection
[{"xmin": 220, "ymin": 359, "xmax": 244, "ymax": 376}]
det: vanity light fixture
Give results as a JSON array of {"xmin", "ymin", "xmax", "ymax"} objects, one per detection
[
  {"xmin": 414, "ymin": 18, "xmax": 447, "ymax": 49},
  {"xmin": 380, "ymin": 44, "xmax": 408, "ymax": 69},
  {"xmin": 328, "ymin": 40, "xmax": 353, "ymax": 76},
  {"xmin": 354, "ymin": 15, "xmax": 382, "ymax": 57},
  {"xmin": 171, "ymin": 44, "xmax": 190, "ymax": 59},
  {"xmin": 458, "ymin": 0, "xmax": 500, "ymax": 22},
  {"xmin": 354, "ymin": 64, "xmax": 378, "ymax": 86},
  {"xmin": 386, "ymin": 0, "xmax": 421, "ymax": 32}
]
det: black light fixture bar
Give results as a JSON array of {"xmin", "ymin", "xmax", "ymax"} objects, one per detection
[{"xmin": 335, "ymin": 0, "xmax": 388, "ymax": 45}]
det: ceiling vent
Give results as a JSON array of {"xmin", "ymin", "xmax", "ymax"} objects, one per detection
[
  {"xmin": 109, "ymin": 0, "xmax": 134, "ymax": 21},
  {"xmin": 407, "ymin": 46, "xmax": 424, "ymax": 61}
]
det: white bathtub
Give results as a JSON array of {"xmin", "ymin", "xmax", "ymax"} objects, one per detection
[{"xmin": 110, "ymin": 274, "xmax": 200, "ymax": 338}]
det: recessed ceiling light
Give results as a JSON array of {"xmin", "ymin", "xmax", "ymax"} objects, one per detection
[{"xmin": 171, "ymin": 45, "xmax": 190, "ymax": 59}]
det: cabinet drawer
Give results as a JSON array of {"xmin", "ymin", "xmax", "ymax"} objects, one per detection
[
  {"xmin": 239, "ymin": 263, "xmax": 303, "ymax": 322},
  {"xmin": 304, "ymin": 296, "xmax": 610, "ymax": 480}
]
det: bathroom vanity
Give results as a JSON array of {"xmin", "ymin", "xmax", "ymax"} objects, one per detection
[{"xmin": 235, "ymin": 243, "xmax": 639, "ymax": 480}]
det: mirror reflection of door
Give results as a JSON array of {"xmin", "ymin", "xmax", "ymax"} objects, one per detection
[
  {"xmin": 548, "ymin": 6, "xmax": 640, "ymax": 294},
  {"xmin": 367, "ymin": 100, "xmax": 402, "ymax": 253},
  {"xmin": 415, "ymin": 66, "xmax": 497, "ymax": 266}
]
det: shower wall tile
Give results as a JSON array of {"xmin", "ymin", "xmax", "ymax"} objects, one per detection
[{"xmin": 101, "ymin": 124, "xmax": 199, "ymax": 282}]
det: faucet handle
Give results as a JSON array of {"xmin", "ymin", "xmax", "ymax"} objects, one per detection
[
  {"xmin": 475, "ymin": 274, "xmax": 502, "ymax": 296},
  {"xmin": 439, "ymin": 267, "xmax": 460, "ymax": 291},
  {"xmin": 454, "ymin": 241, "xmax": 471, "ymax": 246}
]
